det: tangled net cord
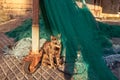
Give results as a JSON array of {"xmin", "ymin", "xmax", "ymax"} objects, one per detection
[
  {"xmin": 2, "ymin": 38, "xmax": 120, "ymax": 80},
  {"xmin": 2, "ymin": 37, "xmax": 87, "ymax": 75},
  {"xmin": 2, "ymin": 37, "xmax": 46, "ymax": 59},
  {"xmin": 2, "ymin": 38, "xmax": 120, "ymax": 75}
]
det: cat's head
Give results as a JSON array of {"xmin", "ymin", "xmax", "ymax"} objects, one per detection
[{"xmin": 50, "ymin": 34, "xmax": 61, "ymax": 46}]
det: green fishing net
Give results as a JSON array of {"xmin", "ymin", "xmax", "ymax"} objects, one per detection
[{"xmin": 6, "ymin": 0, "xmax": 120, "ymax": 80}]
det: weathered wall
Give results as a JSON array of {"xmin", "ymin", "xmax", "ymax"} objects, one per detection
[
  {"xmin": 76, "ymin": 1, "xmax": 102, "ymax": 17},
  {"xmin": 0, "ymin": 0, "xmax": 120, "ymax": 19},
  {"xmin": 77, "ymin": 0, "xmax": 120, "ymax": 18},
  {"xmin": 101, "ymin": 0, "xmax": 120, "ymax": 18},
  {"xmin": 0, "ymin": 0, "xmax": 32, "ymax": 17},
  {"xmin": 102, "ymin": 0, "xmax": 120, "ymax": 14}
]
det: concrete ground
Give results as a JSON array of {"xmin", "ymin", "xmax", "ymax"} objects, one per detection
[
  {"xmin": 0, "ymin": 56, "xmax": 72, "ymax": 80},
  {"xmin": 0, "ymin": 33, "xmax": 73, "ymax": 80},
  {"xmin": 0, "ymin": 19, "xmax": 120, "ymax": 80}
]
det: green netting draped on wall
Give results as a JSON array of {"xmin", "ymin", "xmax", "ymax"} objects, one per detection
[{"xmin": 6, "ymin": 0, "xmax": 120, "ymax": 80}]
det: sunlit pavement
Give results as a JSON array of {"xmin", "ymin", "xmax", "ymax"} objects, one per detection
[{"xmin": 0, "ymin": 33, "xmax": 72, "ymax": 80}]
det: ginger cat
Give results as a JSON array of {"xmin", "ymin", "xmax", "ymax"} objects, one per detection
[{"xmin": 40, "ymin": 35, "xmax": 61, "ymax": 68}]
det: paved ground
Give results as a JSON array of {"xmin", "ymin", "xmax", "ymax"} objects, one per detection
[
  {"xmin": 0, "ymin": 19, "xmax": 120, "ymax": 80},
  {"xmin": 0, "ymin": 55, "xmax": 72, "ymax": 80},
  {"xmin": 0, "ymin": 33, "xmax": 73, "ymax": 80},
  {"xmin": 0, "ymin": 32, "xmax": 120, "ymax": 80}
]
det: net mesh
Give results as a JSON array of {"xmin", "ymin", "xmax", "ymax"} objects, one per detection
[{"xmin": 5, "ymin": 0, "xmax": 120, "ymax": 80}]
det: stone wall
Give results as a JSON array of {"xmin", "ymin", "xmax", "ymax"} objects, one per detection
[
  {"xmin": 76, "ymin": 1, "xmax": 102, "ymax": 17},
  {"xmin": 102, "ymin": 0, "xmax": 120, "ymax": 14},
  {"xmin": 77, "ymin": 0, "xmax": 120, "ymax": 18},
  {"xmin": 0, "ymin": 0, "xmax": 32, "ymax": 18},
  {"xmin": 0, "ymin": 0, "xmax": 120, "ymax": 19},
  {"xmin": 101, "ymin": 0, "xmax": 120, "ymax": 18}
]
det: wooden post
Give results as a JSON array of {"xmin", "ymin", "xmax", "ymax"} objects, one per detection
[
  {"xmin": 32, "ymin": 0, "xmax": 39, "ymax": 53},
  {"xmin": 23, "ymin": 0, "xmax": 41, "ymax": 73}
]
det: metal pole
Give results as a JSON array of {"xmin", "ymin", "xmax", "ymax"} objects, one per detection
[
  {"xmin": 32, "ymin": 0, "xmax": 39, "ymax": 53},
  {"xmin": 23, "ymin": 0, "xmax": 41, "ymax": 74}
]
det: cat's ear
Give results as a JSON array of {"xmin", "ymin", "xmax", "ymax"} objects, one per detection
[
  {"xmin": 57, "ymin": 34, "xmax": 61, "ymax": 38},
  {"xmin": 50, "ymin": 36, "xmax": 54, "ymax": 39},
  {"xmin": 57, "ymin": 34, "xmax": 61, "ymax": 43}
]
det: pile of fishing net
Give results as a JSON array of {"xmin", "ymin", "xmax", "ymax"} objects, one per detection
[{"xmin": 4, "ymin": 0, "xmax": 120, "ymax": 80}]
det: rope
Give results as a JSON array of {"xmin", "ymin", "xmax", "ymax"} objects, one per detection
[{"xmin": 2, "ymin": 37, "xmax": 46, "ymax": 59}]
